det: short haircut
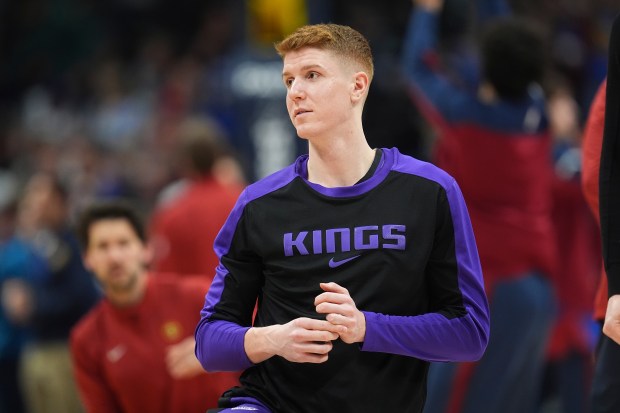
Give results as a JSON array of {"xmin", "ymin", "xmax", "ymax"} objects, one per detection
[
  {"xmin": 76, "ymin": 200, "xmax": 146, "ymax": 250},
  {"xmin": 481, "ymin": 17, "xmax": 547, "ymax": 100},
  {"xmin": 177, "ymin": 117, "xmax": 228, "ymax": 177},
  {"xmin": 275, "ymin": 23, "xmax": 374, "ymax": 82}
]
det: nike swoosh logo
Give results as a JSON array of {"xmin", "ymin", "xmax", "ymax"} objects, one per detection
[
  {"xmin": 106, "ymin": 345, "xmax": 126, "ymax": 363},
  {"xmin": 328, "ymin": 255, "xmax": 361, "ymax": 268}
]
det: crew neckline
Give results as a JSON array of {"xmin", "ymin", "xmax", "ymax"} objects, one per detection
[{"xmin": 295, "ymin": 147, "xmax": 393, "ymax": 198}]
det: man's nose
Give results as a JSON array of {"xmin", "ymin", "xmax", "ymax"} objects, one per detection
[
  {"xmin": 107, "ymin": 246, "xmax": 124, "ymax": 261},
  {"xmin": 288, "ymin": 79, "xmax": 305, "ymax": 99}
]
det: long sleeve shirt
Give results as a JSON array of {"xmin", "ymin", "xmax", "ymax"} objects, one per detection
[{"xmin": 196, "ymin": 148, "xmax": 489, "ymax": 413}]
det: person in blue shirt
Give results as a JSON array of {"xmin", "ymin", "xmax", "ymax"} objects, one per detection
[
  {"xmin": 0, "ymin": 172, "xmax": 47, "ymax": 413},
  {"xmin": 2, "ymin": 173, "xmax": 100, "ymax": 413}
]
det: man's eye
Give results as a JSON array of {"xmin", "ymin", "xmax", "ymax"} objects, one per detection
[
  {"xmin": 285, "ymin": 78, "xmax": 294, "ymax": 87},
  {"xmin": 308, "ymin": 72, "xmax": 319, "ymax": 79}
]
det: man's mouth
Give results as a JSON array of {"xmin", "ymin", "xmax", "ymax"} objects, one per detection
[{"xmin": 294, "ymin": 108, "xmax": 310, "ymax": 117}]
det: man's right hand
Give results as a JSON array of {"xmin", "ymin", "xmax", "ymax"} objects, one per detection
[{"xmin": 244, "ymin": 318, "xmax": 346, "ymax": 364}]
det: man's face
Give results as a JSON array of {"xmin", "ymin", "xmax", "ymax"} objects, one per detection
[
  {"xmin": 19, "ymin": 174, "xmax": 65, "ymax": 232},
  {"xmin": 83, "ymin": 218, "xmax": 149, "ymax": 295},
  {"xmin": 282, "ymin": 47, "xmax": 356, "ymax": 139}
]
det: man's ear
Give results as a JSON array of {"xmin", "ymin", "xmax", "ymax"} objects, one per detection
[
  {"xmin": 351, "ymin": 71, "xmax": 369, "ymax": 103},
  {"xmin": 143, "ymin": 243, "xmax": 154, "ymax": 266},
  {"xmin": 82, "ymin": 252, "xmax": 93, "ymax": 272}
]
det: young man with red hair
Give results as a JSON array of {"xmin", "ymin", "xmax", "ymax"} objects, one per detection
[{"xmin": 196, "ymin": 22, "xmax": 489, "ymax": 413}]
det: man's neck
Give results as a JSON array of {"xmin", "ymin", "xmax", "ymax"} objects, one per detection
[{"xmin": 307, "ymin": 136, "xmax": 376, "ymax": 188}]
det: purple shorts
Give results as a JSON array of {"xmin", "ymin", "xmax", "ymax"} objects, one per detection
[{"xmin": 207, "ymin": 396, "xmax": 272, "ymax": 413}]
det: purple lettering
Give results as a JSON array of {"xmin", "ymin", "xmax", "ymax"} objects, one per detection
[
  {"xmin": 354, "ymin": 226, "xmax": 379, "ymax": 250},
  {"xmin": 312, "ymin": 230, "xmax": 323, "ymax": 254},
  {"xmin": 326, "ymin": 228, "xmax": 351, "ymax": 253},
  {"xmin": 382, "ymin": 225, "xmax": 406, "ymax": 250},
  {"xmin": 283, "ymin": 225, "xmax": 406, "ymax": 256},
  {"xmin": 284, "ymin": 232, "xmax": 309, "ymax": 256}
]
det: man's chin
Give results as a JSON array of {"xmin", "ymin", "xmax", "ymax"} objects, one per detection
[
  {"xmin": 293, "ymin": 126, "xmax": 309, "ymax": 139},
  {"xmin": 106, "ymin": 272, "xmax": 135, "ymax": 291}
]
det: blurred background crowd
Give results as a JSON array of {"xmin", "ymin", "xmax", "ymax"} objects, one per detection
[
  {"xmin": 1, "ymin": 0, "xmax": 620, "ymax": 412},
  {"xmin": 0, "ymin": 0, "xmax": 617, "ymax": 202}
]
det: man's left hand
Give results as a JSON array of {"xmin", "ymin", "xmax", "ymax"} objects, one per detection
[
  {"xmin": 315, "ymin": 282, "xmax": 366, "ymax": 344},
  {"xmin": 166, "ymin": 337, "xmax": 205, "ymax": 379}
]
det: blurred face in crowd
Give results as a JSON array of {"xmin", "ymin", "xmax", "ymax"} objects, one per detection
[
  {"xmin": 83, "ymin": 218, "xmax": 151, "ymax": 303},
  {"xmin": 19, "ymin": 174, "xmax": 66, "ymax": 234},
  {"xmin": 282, "ymin": 47, "xmax": 367, "ymax": 140}
]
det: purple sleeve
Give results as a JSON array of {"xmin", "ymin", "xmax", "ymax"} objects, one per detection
[
  {"xmin": 194, "ymin": 190, "xmax": 256, "ymax": 372},
  {"xmin": 195, "ymin": 167, "xmax": 298, "ymax": 372},
  {"xmin": 361, "ymin": 178, "xmax": 490, "ymax": 362},
  {"xmin": 195, "ymin": 320, "xmax": 253, "ymax": 372}
]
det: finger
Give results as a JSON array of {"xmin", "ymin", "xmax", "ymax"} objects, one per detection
[
  {"xmin": 169, "ymin": 360, "xmax": 195, "ymax": 379},
  {"xmin": 170, "ymin": 355, "xmax": 204, "ymax": 379},
  {"xmin": 297, "ymin": 341, "xmax": 333, "ymax": 355},
  {"xmin": 296, "ymin": 317, "xmax": 345, "ymax": 333},
  {"xmin": 316, "ymin": 302, "xmax": 350, "ymax": 316},
  {"xmin": 314, "ymin": 291, "xmax": 350, "ymax": 306},
  {"xmin": 166, "ymin": 342, "xmax": 187, "ymax": 360},
  {"xmin": 167, "ymin": 357, "xmax": 186, "ymax": 376},
  {"xmin": 319, "ymin": 282, "xmax": 349, "ymax": 294},
  {"xmin": 298, "ymin": 328, "xmax": 341, "ymax": 342},
  {"xmin": 294, "ymin": 322, "xmax": 345, "ymax": 339},
  {"xmin": 166, "ymin": 357, "xmax": 182, "ymax": 378},
  {"xmin": 295, "ymin": 352, "xmax": 330, "ymax": 364},
  {"xmin": 166, "ymin": 348, "xmax": 184, "ymax": 369},
  {"xmin": 166, "ymin": 338, "xmax": 195, "ymax": 366},
  {"xmin": 325, "ymin": 313, "xmax": 350, "ymax": 326}
]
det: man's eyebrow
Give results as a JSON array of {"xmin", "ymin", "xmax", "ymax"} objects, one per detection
[{"xmin": 282, "ymin": 64, "xmax": 324, "ymax": 78}]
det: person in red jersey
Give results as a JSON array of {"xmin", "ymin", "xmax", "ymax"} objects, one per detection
[
  {"xmin": 582, "ymin": 78, "xmax": 620, "ymax": 413},
  {"xmin": 600, "ymin": 14, "xmax": 620, "ymax": 348},
  {"xmin": 581, "ymin": 79, "xmax": 608, "ymax": 326},
  {"xmin": 585, "ymin": 13, "xmax": 620, "ymax": 410},
  {"xmin": 70, "ymin": 201, "xmax": 239, "ymax": 413},
  {"xmin": 149, "ymin": 117, "xmax": 244, "ymax": 277}
]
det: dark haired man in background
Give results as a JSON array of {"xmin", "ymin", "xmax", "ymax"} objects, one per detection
[{"xmin": 70, "ymin": 201, "xmax": 239, "ymax": 413}]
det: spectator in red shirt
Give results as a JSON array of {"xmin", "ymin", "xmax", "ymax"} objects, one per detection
[
  {"xmin": 581, "ymin": 79, "xmax": 607, "ymax": 325},
  {"xmin": 584, "ymin": 13, "xmax": 620, "ymax": 410},
  {"xmin": 600, "ymin": 14, "xmax": 620, "ymax": 347},
  {"xmin": 70, "ymin": 201, "xmax": 239, "ymax": 413},
  {"xmin": 149, "ymin": 117, "xmax": 243, "ymax": 278}
]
